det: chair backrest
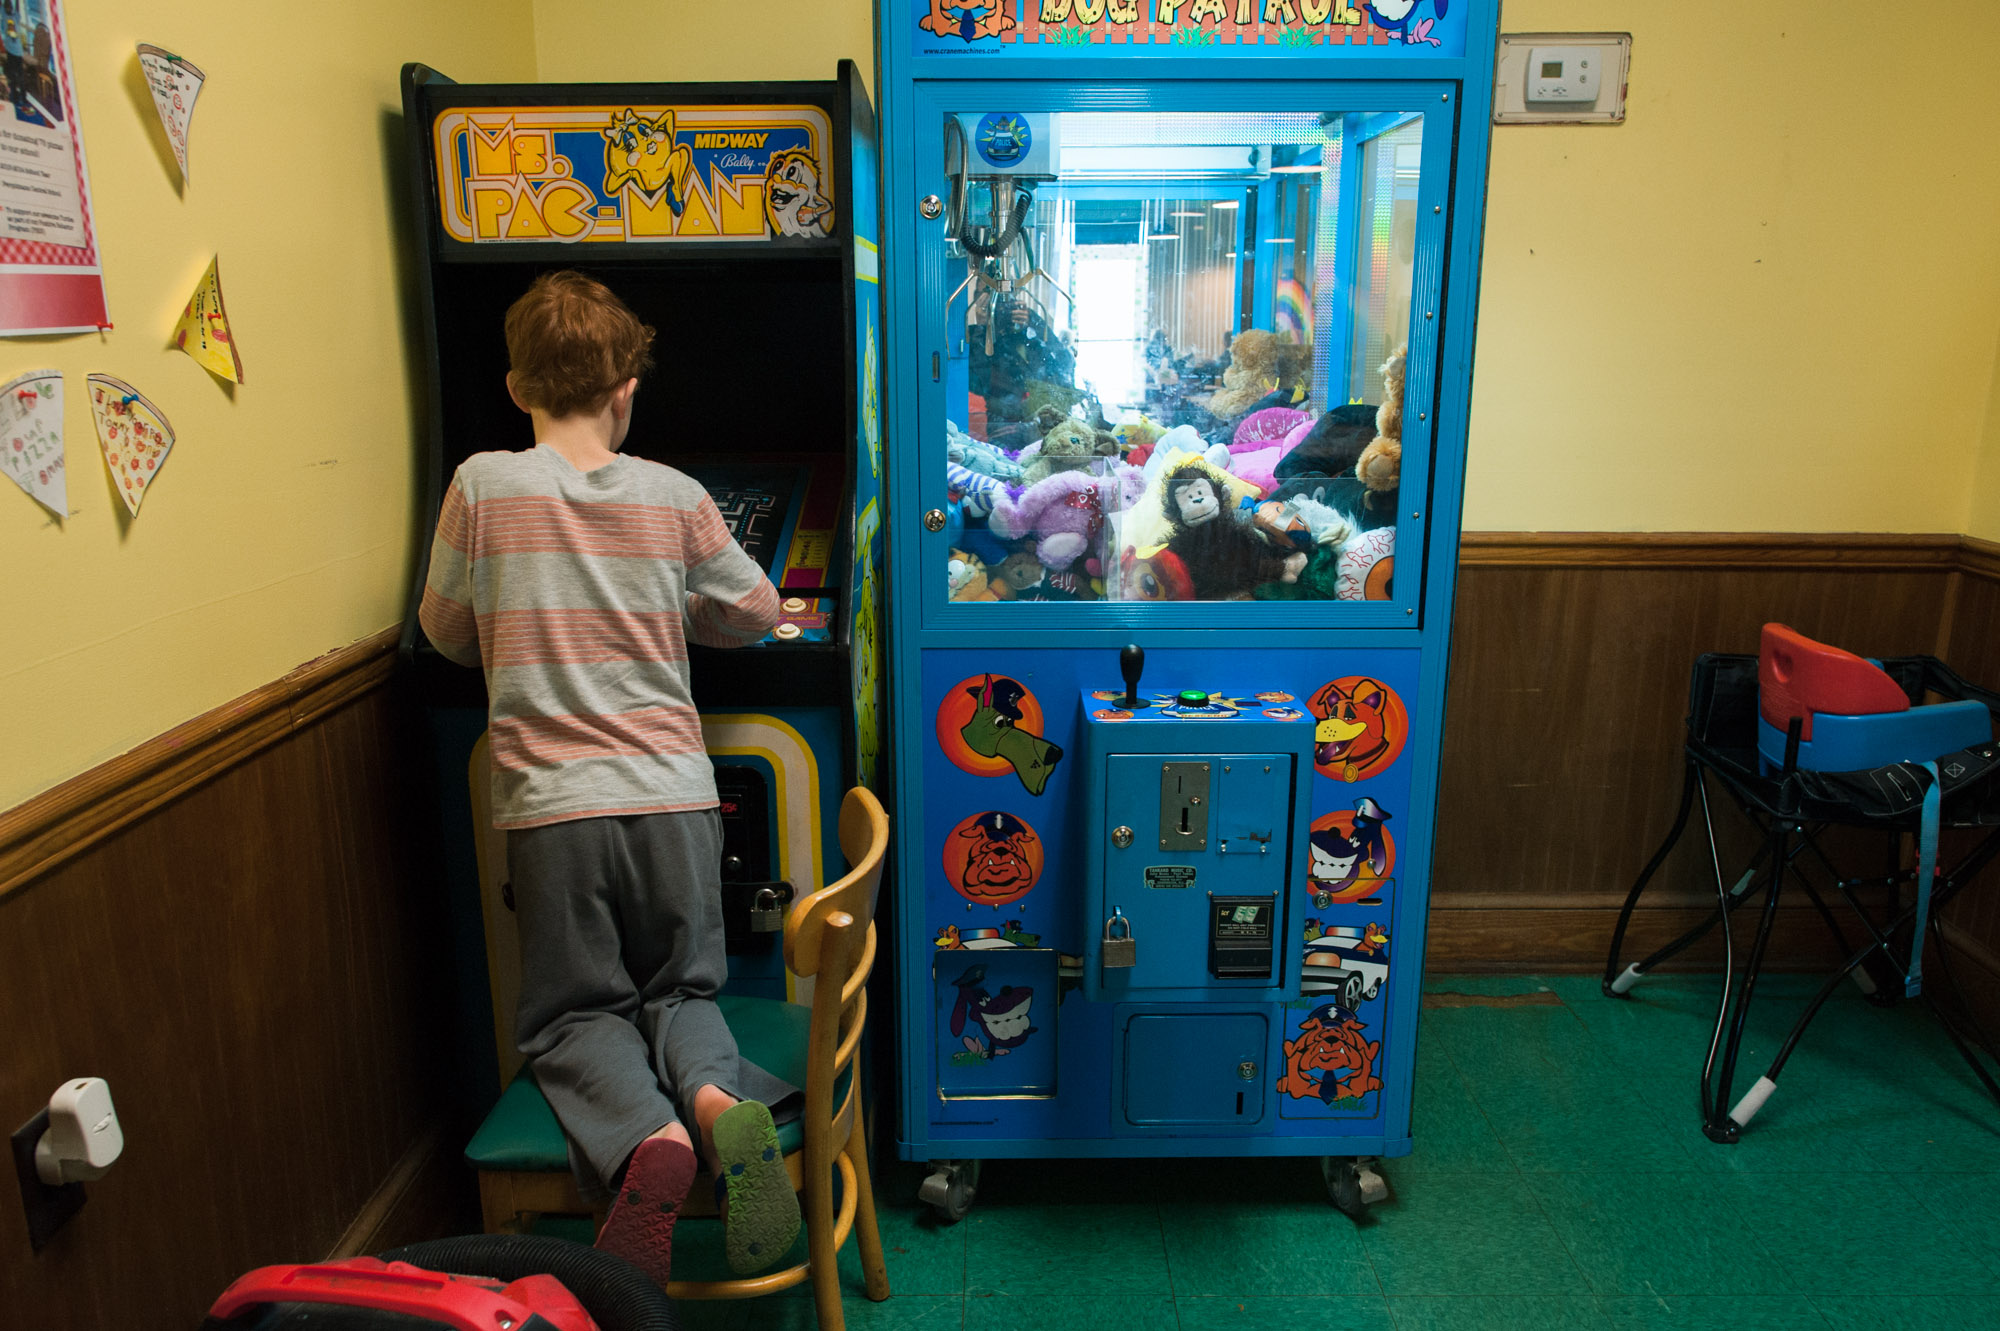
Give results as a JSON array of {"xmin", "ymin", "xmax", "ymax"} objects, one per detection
[
  {"xmin": 1759, "ymin": 622, "xmax": 1907, "ymax": 742},
  {"xmin": 786, "ymin": 787, "xmax": 889, "ymax": 1157}
]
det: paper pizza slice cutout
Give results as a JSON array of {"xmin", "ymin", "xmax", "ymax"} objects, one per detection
[
  {"xmin": 88, "ymin": 374, "xmax": 175, "ymax": 517},
  {"xmin": 173, "ymin": 255, "xmax": 244, "ymax": 384},
  {"xmin": 137, "ymin": 44, "xmax": 205, "ymax": 184},
  {"xmin": 0, "ymin": 369, "xmax": 65, "ymax": 519}
]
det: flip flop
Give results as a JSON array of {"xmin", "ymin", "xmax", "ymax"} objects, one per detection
[
  {"xmin": 712, "ymin": 1100, "xmax": 801, "ymax": 1273},
  {"xmin": 594, "ymin": 1134, "xmax": 697, "ymax": 1287}
]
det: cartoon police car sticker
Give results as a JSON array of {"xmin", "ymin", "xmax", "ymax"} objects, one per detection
[{"xmin": 1301, "ymin": 919, "xmax": 1390, "ymax": 1011}]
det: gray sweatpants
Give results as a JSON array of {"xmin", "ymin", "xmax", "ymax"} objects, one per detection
[{"xmin": 509, "ymin": 808, "xmax": 798, "ymax": 1201}]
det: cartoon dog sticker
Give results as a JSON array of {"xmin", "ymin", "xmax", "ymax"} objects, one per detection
[
  {"xmin": 764, "ymin": 149, "xmax": 834, "ymax": 238},
  {"xmin": 950, "ymin": 964, "xmax": 1036, "ymax": 1058},
  {"xmin": 918, "ymin": 0, "xmax": 1015, "ymax": 42},
  {"xmin": 945, "ymin": 810, "xmax": 1043, "ymax": 908},
  {"xmin": 601, "ymin": 109, "xmax": 691, "ymax": 214},
  {"xmin": 958, "ymin": 674, "xmax": 1063, "ymax": 795},
  {"xmin": 1308, "ymin": 677, "xmax": 1404, "ymax": 783},
  {"xmin": 1277, "ymin": 1003, "xmax": 1382, "ymax": 1104},
  {"xmin": 1309, "ymin": 798, "xmax": 1393, "ymax": 908}
]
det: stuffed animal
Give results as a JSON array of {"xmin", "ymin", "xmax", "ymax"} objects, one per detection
[
  {"xmin": 1206, "ymin": 329, "xmax": 1313, "ymax": 419},
  {"xmin": 1251, "ymin": 494, "xmax": 1353, "ymax": 553},
  {"xmin": 1120, "ymin": 447, "xmax": 1259, "ymax": 556},
  {"xmin": 988, "ymin": 470, "xmax": 1116, "ymax": 574},
  {"xmin": 1274, "ymin": 403, "xmax": 1378, "ymax": 481},
  {"xmin": 1020, "ymin": 413, "xmax": 1118, "ymax": 488},
  {"xmin": 948, "ymin": 549, "xmax": 1004, "ymax": 602},
  {"xmin": 1166, "ymin": 517, "xmax": 1307, "ymax": 600},
  {"xmin": 947, "ymin": 420, "xmax": 1025, "ymax": 484},
  {"xmin": 1113, "ymin": 413, "xmax": 1162, "ymax": 459},
  {"xmin": 994, "ymin": 550, "xmax": 1090, "ymax": 600},
  {"xmin": 1232, "ymin": 406, "xmax": 1311, "ymax": 450},
  {"xmin": 1355, "ymin": 347, "xmax": 1405, "ymax": 494},
  {"xmin": 1119, "ymin": 546, "xmax": 1195, "ymax": 601}
]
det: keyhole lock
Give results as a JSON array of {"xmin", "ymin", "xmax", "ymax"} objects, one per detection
[
  {"xmin": 919, "ymin": 194, "xmax": 943, "ymax": 220},
  {"xmin": 1111, "ymin": 825, "xmax": 1134, "ymax": 849},
  {"xmin": 923, "ymin": 508, "xmax": 946, "ymax": 532},
  {"xmin": 1237, "ymin": 1061, "xmax": 1257, "ymax": 1081}
]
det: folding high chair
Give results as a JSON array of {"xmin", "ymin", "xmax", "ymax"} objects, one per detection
[{"xmin": 1602, "ymin": 625, "xmax": 2000, "ymax": 1142}]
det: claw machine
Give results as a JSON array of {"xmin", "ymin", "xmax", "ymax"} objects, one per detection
[{"xmin": 878, "ymin": 1, "xmax": 1500, "ymax": 1218}]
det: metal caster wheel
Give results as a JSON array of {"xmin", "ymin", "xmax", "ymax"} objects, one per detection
[
  {"xmin": 918, "ymin": 1158, "xmax": 980, "ymax": 1223},
  {"xmin": 1322, "ymin": 1156, "xmax": 1387, "ymax": 1219}
]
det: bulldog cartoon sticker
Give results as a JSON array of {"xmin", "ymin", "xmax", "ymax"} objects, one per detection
[
  {"xmin": 937, "ymin": 674, "xmax": 1064, "ymax": 795},
  {"xmin": 1307, "ymin": 677, "xmax": 1408, "ymax": 783},
  {"xmin": 1277, "ymin": 1003, "xmax": 1383, "ymax": 1109},
  {"xmin": 943, "ymin": 810, "xmax": 1044, "ymax": 909}
]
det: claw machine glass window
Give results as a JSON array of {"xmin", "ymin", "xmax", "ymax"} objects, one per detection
[{"xmin": 938, "ymin": 109, "xmax": 1431, "ymax": 609}]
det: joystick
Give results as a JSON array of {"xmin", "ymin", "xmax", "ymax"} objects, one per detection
[{"xmin": 1120, "ymin": 644, "xmax": 1149, "ymax": 709}]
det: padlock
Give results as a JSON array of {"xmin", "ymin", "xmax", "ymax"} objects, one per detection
[
  {"xmin": 1101, "ymin": 909, "xmax": 1136, "ymax": 969},
  {"xmin": 750, "ymin": 887, "xmax": 784, "ymax": 933}
]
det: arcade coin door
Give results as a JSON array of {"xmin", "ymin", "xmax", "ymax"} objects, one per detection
[{"xmin": 877, "ymin": 1, "xmax": 1500, "ymax": 1218}]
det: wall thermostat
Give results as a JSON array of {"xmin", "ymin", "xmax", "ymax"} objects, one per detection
[
  {"xmin": 1494, "ymin": 34, "xmax": 1631, "ymax": 125},
  {"xmin": 1526, "ymin": 46, "xmax": 1599, "ymax": 105}
]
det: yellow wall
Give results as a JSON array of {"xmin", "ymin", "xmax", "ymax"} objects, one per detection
[
  {"xmin": 1464, "ymin": 0, "xmax": 2000, "ymax": 532},
  {"xmin": 533, "ymin": 0, "xmax": 873, "ymax": 95},
  {"xmin": 1972, "ymin": 334, "xmax": 2000, "ymax": 544},
  {"xmin": 0, "ymin": 2, "xmax": 534, "ymax": 811}
]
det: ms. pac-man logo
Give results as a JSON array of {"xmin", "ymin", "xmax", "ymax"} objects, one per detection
[{"xmin": 434, "ymin": 104, "xmax": 834, "ymax": 244}]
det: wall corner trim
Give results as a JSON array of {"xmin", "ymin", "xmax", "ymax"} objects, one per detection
[{"xmin": 0, "ymin": 627, "xmax": 401, "ymax": 901}]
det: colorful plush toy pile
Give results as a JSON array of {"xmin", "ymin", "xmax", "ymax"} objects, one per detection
[{"xmin": 944, "ymin": 334, "xmax": 1407, "ymax": 603}]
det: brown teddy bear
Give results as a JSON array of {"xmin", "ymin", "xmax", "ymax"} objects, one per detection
[
  {"xmin": 1020, "ymin": 408, "xmax": 1118, "ymax": 487},
  {"xmin": 1355, "ymin": 346, "xmax": 1404, "ymax": 494},
  {"xmin": 1205, "ymin": 329, "xmax": 1313, "ymax": 420}
]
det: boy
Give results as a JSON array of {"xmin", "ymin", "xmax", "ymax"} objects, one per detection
[{"xmin": 418, "ymin": 270, "xmax": 799, "ymax": 1283}]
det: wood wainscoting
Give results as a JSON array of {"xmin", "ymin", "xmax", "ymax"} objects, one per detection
[
  {"xmin": 1429, "ymin": 534, "xmax": 2000, "ymax": 1001},
  {"xmin": 0, "ymin": 629, "xmax": 473, "ymax": 1330}
]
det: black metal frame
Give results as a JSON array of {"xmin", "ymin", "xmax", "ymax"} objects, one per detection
[{"xmin": 1601, "ymin": 653, "xmax": 2000, "ymax": 1143}]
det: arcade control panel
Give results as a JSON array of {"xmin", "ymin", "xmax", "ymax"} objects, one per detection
[
  {"xmin": 682, "ymin": 456, "xmax": 844, "ymax": 648},
  {"xmin": 1081, "ymin": 649, "xmax": 1318, "ymax": 1004}
]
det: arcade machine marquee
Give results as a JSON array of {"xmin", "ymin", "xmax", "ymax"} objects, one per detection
[
  {"xmin": 396, "ymin": 61, "xmax": 885, "ymax": 1098},
  {"xmin": 877, "ymin": 1, "xmax": 1501, "ymax": 1218}
]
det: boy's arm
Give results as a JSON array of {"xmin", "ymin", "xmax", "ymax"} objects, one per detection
[
  {"xmin": 683, "ymin": 492, "xmax": 782, "ymax": 648},
  {"xmin": 417, "ymin": 475, "xmax": 483, "ymax": 667}
]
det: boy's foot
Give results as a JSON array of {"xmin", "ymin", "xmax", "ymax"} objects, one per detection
[
  {"xmin": 712, "ymin": 1100, "xmax": 801, "ymax": 1274},
  {"xmin": 595, "ymin": 1134, "xmax": 698, "ymax": 1287}
]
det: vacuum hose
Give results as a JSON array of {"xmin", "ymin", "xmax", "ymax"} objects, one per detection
[{"xmin": 380, "ymin": 1234, "xmax": 679, "ymax": 1331}]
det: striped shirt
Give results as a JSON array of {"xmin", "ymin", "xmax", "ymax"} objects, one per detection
[{"xmin": 418, "ymin": 445, "xmax": 780, "ymax": 829}]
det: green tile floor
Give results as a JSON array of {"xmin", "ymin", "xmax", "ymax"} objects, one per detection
[{"xmin": 657, "ymin": 973, "xmax": 2000, "ymax": 1330}]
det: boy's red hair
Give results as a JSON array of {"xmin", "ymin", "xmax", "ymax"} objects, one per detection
[{"xmin": 504, "ymin": 270, "xmax": 656, "ymax": 418}]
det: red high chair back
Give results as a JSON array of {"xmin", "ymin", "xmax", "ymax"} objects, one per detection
[{"xmin": 1758, "ymin": 623, "xmax": 1908, "ymax": 742}]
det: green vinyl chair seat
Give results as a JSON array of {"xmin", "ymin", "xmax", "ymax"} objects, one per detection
[{"xmin": 466, "ymin": 994, "xmax": 839, "ymax": 1172}]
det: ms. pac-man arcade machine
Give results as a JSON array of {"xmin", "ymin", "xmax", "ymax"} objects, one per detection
[
  {"xmin": 397, "ymin": 61, "xmax": 886, "ymax": 1101},
  {"xmin": 877, "ymin": 1, "xmax": 1499, "ymax": 1217}
]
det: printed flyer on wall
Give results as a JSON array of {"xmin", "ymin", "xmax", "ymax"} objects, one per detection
[{"xmin": 0, "ymin": 0, "xmax": 107, "ymax": 334}]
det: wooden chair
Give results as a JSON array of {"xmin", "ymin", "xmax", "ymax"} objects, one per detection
[{"xmin": 460, "ymin": 756, "xmax": 892, "ymax": 1329}]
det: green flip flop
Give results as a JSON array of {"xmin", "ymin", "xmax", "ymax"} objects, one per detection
[{"xmin": 712, "ymin": 1100, "xmax": 801, "ymax": 1274}]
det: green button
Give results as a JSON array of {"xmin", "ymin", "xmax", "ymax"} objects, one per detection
[{"xmin": 1177, "ymin": 690, "xmax": 1209, "ymax": 707}]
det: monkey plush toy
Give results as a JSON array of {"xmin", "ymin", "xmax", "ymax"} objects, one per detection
[{"xmin": 1158, "ymin": 460, "xmax": 1305, "ymax": 599}]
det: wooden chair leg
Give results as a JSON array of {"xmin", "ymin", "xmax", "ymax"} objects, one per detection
[
  {"xmin": 847, "ymin": 1107, "xmax": 891, "ymax": 1302},
  {"xmin": 806, "ymin": 1144, "xmax": 844, "ymax": 1331}
]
